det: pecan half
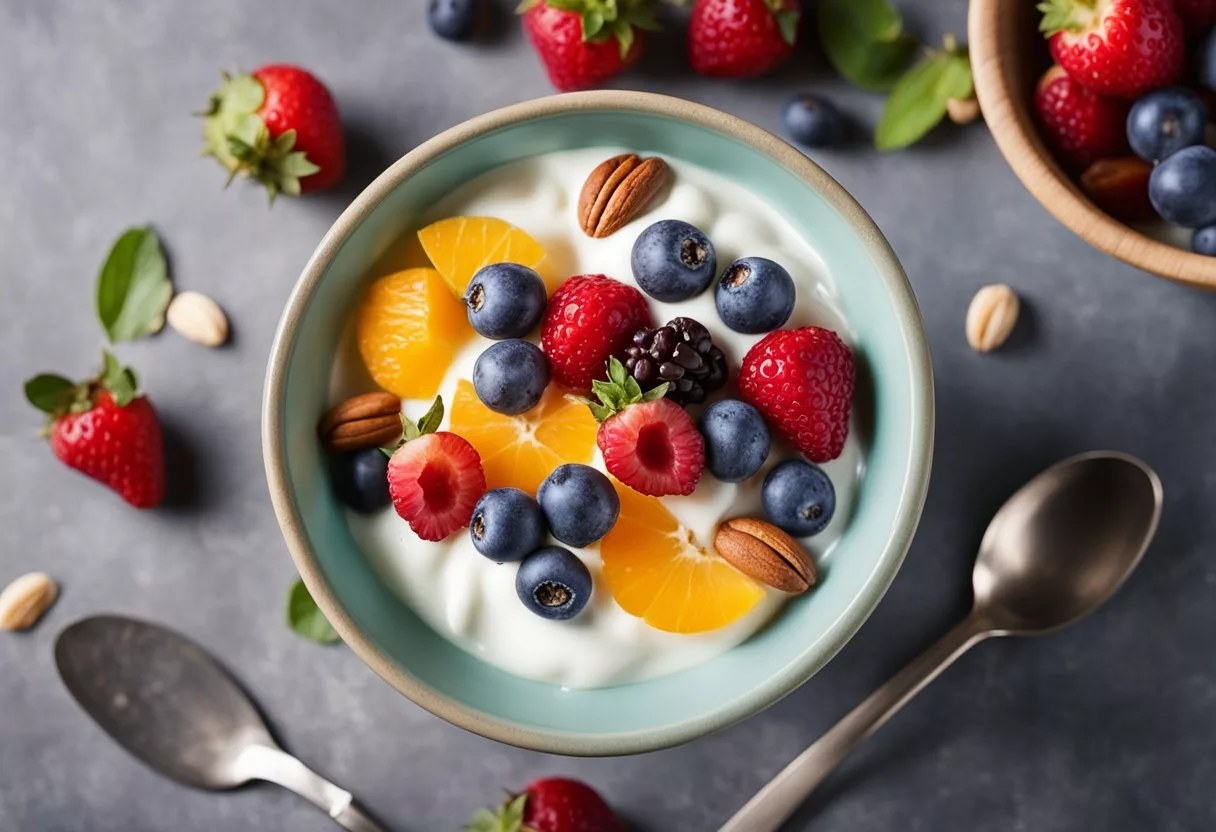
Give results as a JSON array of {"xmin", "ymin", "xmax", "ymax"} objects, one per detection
[
  {"xmin": 577, "ymin": 153, "xmax": 670, "ymax": 238},
  {"xmin": 318, "ymin": 391, "xmax": 402, "ymax": 451},
  {"xmin": 714, "ymin": 517, "xmax": 818, "ymax": 594}
]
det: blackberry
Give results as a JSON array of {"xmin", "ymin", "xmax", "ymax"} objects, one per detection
[{"xmin": 623, "ymin": 317, "xmax": 728, "ymax": 405}]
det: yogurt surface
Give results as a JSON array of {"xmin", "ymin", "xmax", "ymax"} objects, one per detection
[{"xmin": 331, "ymin": 148, "xmax": 866, "ymax": 689}]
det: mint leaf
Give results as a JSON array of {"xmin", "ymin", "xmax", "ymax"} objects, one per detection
[
  {"xmin": 819, "ymin": 0, "xmax": 918, "ymax": 92},
  {"xmin": 416, "ymin": 396, "xmax": 445, "ymax": 436},
  {"xmin": 876, "ymin": 51, "xmax": 972, "ymax": 151},
  {"xmin": 24, "ymin": 375, "xmax": 75, "ymax": 414},
  {"xmin": 287, "ymin": 579, "xmax": 339, "ymax": 644},
  {"xmin": 96, "ymin": 227, "xmax": 173, "ymax": 343}
]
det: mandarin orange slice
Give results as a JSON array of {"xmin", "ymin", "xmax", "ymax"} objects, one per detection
[
  {"xmin": 599, "ymin": 484, "xmax": 766, "ymax": 634},
  {"xmin": 450, "ymin": 379, "xmax": 598, "ymax": 496},
  {"xmin": 417, "ymin": 216, "xmax": 555, "ymax": 296},
  {"xmin": 356, "ymin": 268, "xmax": 472, "ymax": 400}
]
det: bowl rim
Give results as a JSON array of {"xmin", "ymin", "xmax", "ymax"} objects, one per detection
[
  {"xmin": 969, "ymin": 0, "xmax": 1216, "ymax": 289},
  {"xmin": 262, "ymin": 89, "xmax": 934, "ymax": 756}
]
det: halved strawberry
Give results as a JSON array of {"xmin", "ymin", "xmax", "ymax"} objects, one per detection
[{"xmin": 387, "ymin": 396, "xmax": 486, "ymax": 541}]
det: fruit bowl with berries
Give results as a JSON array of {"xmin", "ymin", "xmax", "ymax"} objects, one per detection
[
  {"xmin": 971, "ymin": 0, "xmax": 1216, "ymax": 286},
  {"xmin": 264, "ymin": 91, "xmax": 932, "ymax": 755}
]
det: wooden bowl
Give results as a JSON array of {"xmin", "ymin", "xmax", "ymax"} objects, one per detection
[{"xmin": 969, "ymin": 0, "xmax": 1216, "ymax": 288}]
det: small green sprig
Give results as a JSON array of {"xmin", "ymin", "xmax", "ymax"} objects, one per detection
[{"xmin": 568, "ymin": 357, "xmax": 669, "ymax": 423}]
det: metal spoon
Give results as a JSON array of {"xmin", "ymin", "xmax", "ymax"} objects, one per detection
[
  {"xmin": 55, "ymin": 615, "xmax": 389, "ymax": 832},
  {"xmin": 721, "ymin": 451, "xmax": 1162, "ymax": 832}
]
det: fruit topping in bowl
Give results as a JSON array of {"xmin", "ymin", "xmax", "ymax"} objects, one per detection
[
  {"xmin": 472, "ymin": 339, "xmax": 550, "ymax": 416},
  {"xmin": 469, "ymin": 487, "xmax": 547, "ymax": 563},
  {"xmin": 762, "ymin": 459, "xmax": 837, "ymax": 537},
  {"xmin": 715, "ymin": 256, "xmax": 796, "ymax": 334},
  {"xmin": 630, "ymin": 219, "xmax": 717, "ymax": 302},
  {"xmin": 418, "ymin": 216, "xmax": 551, "ymax": 295},
  {"xmin": 540, "ymin": 274, "xmax": 653, "ymax": 392},
  {"xmin": 623, "ymin": 317, "xmax": 728, "ymax": 405},
  {"xmin": 463, "ymin": 262, "xmax": 548, "ymax": 339},
  {"xmin": 537, "ymin": 463, "xmax": 620, "ymax": 548},
  {"xmin": 516, "ymin": 546, "xmax": 594, "ymax": 621},
  {"xmin": 699, "ymin": 399, "xmax": 771, "ymax": 483}
]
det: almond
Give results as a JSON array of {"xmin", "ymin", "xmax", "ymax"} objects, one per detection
[
  {"xmin": 318, "ymin": 391, "xmax": 402, "ymax": 451},
  {"xmin": 0, "ymin": 572, "xmax": 58, "ymax": 631},
  {"xmin": 965, "ymin": 284, "xmax": 1020, "ymax": 353},
  {"xmin": 577, "ymin": 154, "xmax": 670, "ymax": 238},
  {"xmin": 166, "ymin": 291, "xmax": 229, "ymax": 347},
  {"xmin": 714, "ymin": 518, "xmax": 817, "ymax": 594}
]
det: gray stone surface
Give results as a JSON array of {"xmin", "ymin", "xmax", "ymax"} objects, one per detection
[{"xmin": 2, "ymin": 1, "xmax": 1214, "ymax": 830}]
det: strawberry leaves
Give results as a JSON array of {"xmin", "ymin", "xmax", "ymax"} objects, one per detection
[
  {"xmin": 1038, "ymin": 0, "xmax": 1094, "ymax": 36},
  {"xmin": 571, "ymin": 357, "xmax": 669, "ymax": 423},
  {"xmin": 517, "ymin": 0, "xmax": 659, "ymax": 59},
  {"xmin": 465, "ymin": 793, "xmax": 535, "ymax": 832},
  {"xmin": 24, "ymin": 352, "xmax": 142, "ymax": 425},
  {"xmin": 24, "ymin": 375, "xmax": 77, "ymax": 415},
  {"xmin": 287, "ymin": 579, "xmax": 340, "ymax": 645},
  {"xmin": 96, "ymin": 227, "xmax": 173, "ymax": 344},
  {"xmin": 392, "ymin": 395, "xmax": 445, "ymax": 448}
]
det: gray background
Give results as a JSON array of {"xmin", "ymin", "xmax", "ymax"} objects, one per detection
[{"xmin": 2, "ymin": 1, "xmax": 1214, "ymax": 830}]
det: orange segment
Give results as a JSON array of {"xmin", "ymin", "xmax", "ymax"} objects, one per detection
[
  {"xmin": 417, "ymin": 216, "xmax": 555, "ymax": 296},
  {"xmin": 600, "ymin": 485, "xmax": 766, "ymax": 634},
  {"xmin": 450, "ymin": 379, "xmax": 598, "ymax": 495},
  {"xmin": 356, "ymin": 268, "xmax": 472, "ymax": 400}
]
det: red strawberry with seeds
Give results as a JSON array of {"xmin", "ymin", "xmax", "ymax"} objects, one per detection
[
  {"xmin": 688, "ymin": 0, "xmax": 801, "ymax": 78},
  {"xmin": 201, "ymin": 64, "xmax": 345, "ymax": 200},
  {"xmin": 25, "ymin": 353, "xmax": 164, "ymax": 509},
  {"xmin": 541, "ymin": 274, "xmax": 653, "ymax": 393},
  {"xmin": 387, "ymin": 397, "xmax": 486, "ymax": 541},
  {"xmin": 1034, "ymin": 65, "xmax": 1131, "ymax": 171},
  {"xmin": 518, "ymin": 0, "xmax": 658, "ymax": 92},
  {"xmin": 739, "ymin": 327, "xmax": 854, "ymax": 464},
  {"xmin": 1039, "ymin": 0, "xmax": 1184, "ymax": 99},
  {"xmin": 467, "ymin": 776, "xmax": 624, "ymax": 832}
]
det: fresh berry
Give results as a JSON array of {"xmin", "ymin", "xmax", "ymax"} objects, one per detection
[
  {"xmin": 782, "ymin": 94, "xmax": 846, "ymax": 148},
  {"xmin": 762, "ymin": 459, "xmax": 836, "ymax": 536},
  {"xmin": 623, "ymin": 318, "xmax": 728, "ymax": 405},
  {"xmin": 331, "ymin": 449, "xmax": 392, "ymax": 514},
  {"xmin": 541, "ymin": 274, "xmax": 653, "ymax": 393},
  {"xmin": 739, "ymin": 327, "xmax": 854, "ymax": 463},
  {"xmin": 1034, "ymin": 65, "xmax": 1131, "ymax": 171},
  {"xmin": 469, "ymin": 778, "xmax": 624, "ymax": 832},
  {"xmin": 1127, "ymin": 87, "xmax": 1207, "ymax": 163},
  {"xmin": 517, "ymin": 0, "xmax": 654, "ymax": 92},
  {"xmin": 631, "ymin": 220, "xmax": 717, "ymax": 302},
  {"xmin": 515, "ymin": 547, "xmax": 593, "ymax": 620},
  {"xmin": 699, "ymin": 399, "xmax": 771, "ymax": 483},
  {"xmin": 473, "ymin": 340, "xmax": 550, "ymax": 416},
  {"xmin": 428, "ymin": 0, "xmax": 481, "ymax": 41},
  {"xmin": 1040, "ymin": 0, "xmax": 1184, "ymax": 100},
  {"xmin": 469, "ymin": 488, "xmax": 546, "ymax": 562},
  {"xmin": 1080, "ymin": 157, "xmax": 1157, "ymax": 221},
  {"xmin": 464, "ymin": 263, "xmax": 548, "ymax": 340},
  {"xmin": 25, "ymin": 355, "xmax": 165, "ymax": 509},
  {"xmin": 201, "ymin": 65, "xmax": 345, "ymax": 200},
  {"xmin": 537, "ymin": 463, "xmax": 620, "ymax": 547},
  {"xmin": 688, "ymin": 0, "xmax": 801, "ymax": 78},
  {"xmin": 1172, "ymin": 0, "xmax": 1216, "ymax": 31},
  {"xmin": 716, "ymin": 257, "xmax": 796, "ymax": 334},
  {"xmin": 1193, "ymin": 225, "xmax": 1216, "ymax": 255},
  {"xmin": 387, "ymin": 397, "xmax": 486, "ymax": 541},
  {"xmin": 1149, "ymin": 144, "xmax": 1216, "ymax": 227}
]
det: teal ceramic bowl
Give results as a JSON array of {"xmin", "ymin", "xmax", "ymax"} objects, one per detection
[{"xmin": 264, "ymin": 91, "xmax": 933, "ymax": 756}]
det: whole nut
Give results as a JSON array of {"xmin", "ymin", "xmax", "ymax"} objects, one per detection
[
  {"xmin": 318, "ymin": 391, "xmax": 402, "ymax": 451},
  {"xmin": 577, "ymin": 153, "xmax": 670, "ymax": 238},
  {"xmin": 0, "ymin": 572, "xmax": 58, "ymax": 631},
  {"xmin": 166, "ymin": 291, "xmax": 229, "ymax": 347},
  {"xmin": 965, "ymin": 284, "xmax": 1020, "ymax": 353},
  {"xmin": 946, "ymin": 95, "xmax": 981, "ymax": 125},
  {"xmin": 714, "ymin": 517, "xmax": 818, "ymax": 594}
]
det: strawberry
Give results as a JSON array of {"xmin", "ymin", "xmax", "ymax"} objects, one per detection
[
  {"xmin": 201, "ymin": 64, "xmax": 345, "ymax": 200},
  {"xmin": 739, "ymin": 327, "xmax": 854, "ymax": 464},
  {"xmin": 1175, "ymin": 0, "xmax": 1216, "ymax": 30},
  {"xmin": 387, "ymin": 397, "xmax": 486, "ymax": 541},
  {"xmin": 577, "ymin": 358, "xmax": 704, "ymax": 496},
  {"xmin": 467, "ymin": 777, "xmax": 624, "ymax": 832},
  {"xmin": 541, "ymin": 275, "xmax": 653, "ymax": 393},
  {"xmin": 517, "ymin": 0, "xmax": 658, "ymax": 92},
  {"xmin": 1034, "ymin": 65, "xmax": 1131, "ymax": 171},
  {"xmin": 1039, "ymin": 0, "xmax": 1184, "ymax": 99},
  {"xmin": 24, "ymin": 353, "xmax": 164, "ymax": 509},
  {"xmin": 688, "ymin": 0, "xmax": 801, "ymax": 78}
]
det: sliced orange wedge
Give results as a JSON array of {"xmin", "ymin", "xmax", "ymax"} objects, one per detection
[
  {"xmin": 450, "ymin": 379, "xmax": 598, "ymax": 496},
  {"xmin": 417, "ymin": 216, "xmax": 554, "ymax": 297},
  {"xmin": 356, "ymin": 268, "xmax": 472, "ymax": 400},
  {"xmin": 600, "ymin": 484, "xmax": 765, "ymax": 634}
]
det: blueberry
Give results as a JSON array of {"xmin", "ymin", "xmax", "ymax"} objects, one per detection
[
  {"xmin": 630, "ymin": 220, "xmax": 717, "ymax": 302},
  {"xmin": 427, "ymin": 0, "xmax": 479, "ymax": 41},
  {"xmin": 782, "ymin": 94, "xmax": 846, "ymax": 148},
  {"xmin": 515, "ymin": 546, "xmax": 593, "ymax": 620},
  {"xmin": 1149, "ymin": 145, "xmax": 1216, "ymax": 228},
  {"xmin": 715, "ymin": 257, "xmax": 796, "ymax": 334},
  {"xmin": 1193, "ymin": 225, "xmax": 1216, "ymax": 256},
  {"xmin": 762, "ymin": 459, "xmax": 836, "ymax": 537},
  {"xmin": 698, "ymin": 399, "xmax": 771, "ymax": 483},
  {"xmin": 463, "ymin": 262, "xmax": 547, "ymax": 339},
  {"xmin": 469, "ymin": 488, "xmax": 546, "ymax": 562},
  {"xmin": 537, "ymin": 464, "xmax": 620, "ymax": 547},
  {"xmin": 1126, "ymin": 87, "xmax": 1207, "ymax": 164},
  {"xmin": 472, "ymin": 339, "xmax": 549, "ymax": 415},
  {"xmin": 1199, "ymin": 27, "xmax": 1216, "ymax": 91},
  {"xmin": 330, "ymin": 448, "xmax": 391, "ymax": 513}
]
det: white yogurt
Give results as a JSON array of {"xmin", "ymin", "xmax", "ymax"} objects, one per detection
[{"xmin": 331, "ymin": 148, "xmax": 866, "ymax": 689}]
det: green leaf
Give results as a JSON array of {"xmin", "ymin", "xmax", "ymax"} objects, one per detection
[
  {"xmin": 515, "ymin": 0, "xmax": 541, "ymax": 12},
  {"xmin": 640, "ymin": 382, "xmax": 670, "ymax": 402},
  {"xmin": 24, "ymin": 374, "xmax": 75, "ymax": 414},
  {"xmin": 416, "ymin": 396, "xmax": 445, "ymax": 436},
  {"xmin": 401, "ymin": 417, "xmax": 421, "ymax": 443},
  {"xmin": 608, "ymin": 356, "xmax": 628, "ymax": 387},
  {"xmin": 876, "ymin": 51, "xmax": 973, "ymax": 151},
  {"xmin": 273, "ymin": 129, "xmax": 298, "ymax": 154},
  {"xmin": 623, "ymin": 375, "xmax": 643, "ymax": 401},
  {"xmin": 775, "ymin": 11, "xmax": 800, "ymax": 47},
  {"xmin": 612, "ymin": 18, "xmax": 634, "ymax": 59},
  {"xmin": 100, "ymin": 351, "xmax": 138, "ymax": 407},
  {"xmin": 280, "ymin": 152, "xmax": 321, "ymax": 177},
  {"xmin": 286, "ymin": 579, "xmax": 339, "ymax": 644},
  {"xmin": 96, "ymin": 227, "xmax": 173, "ymax": 343},
  {"xmin": 818, "ymin": 0, "xmax": 919, "ymax": 92},
  {"xmin": 224, "ymin": 73, "xmax": 265, "ymax": 114},
  {"xmin": 588, "ymin": 402, "xmax": 612, "ymax": 423},
  {"xmin": 582, "ymin": 8, "xmax": 606, "ymax": 40},
  {"xmin": 591, "ymin": 379, "xmax": 624, "ymax": 411}
]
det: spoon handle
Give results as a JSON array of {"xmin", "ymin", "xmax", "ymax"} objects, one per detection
[
  {"xmin": 719, "ymin": 613, "xmax": 992, "ymax": 832},
  {"xmin": 237, "ymin": 745, "xmax": 391, "ymax": 832}
]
